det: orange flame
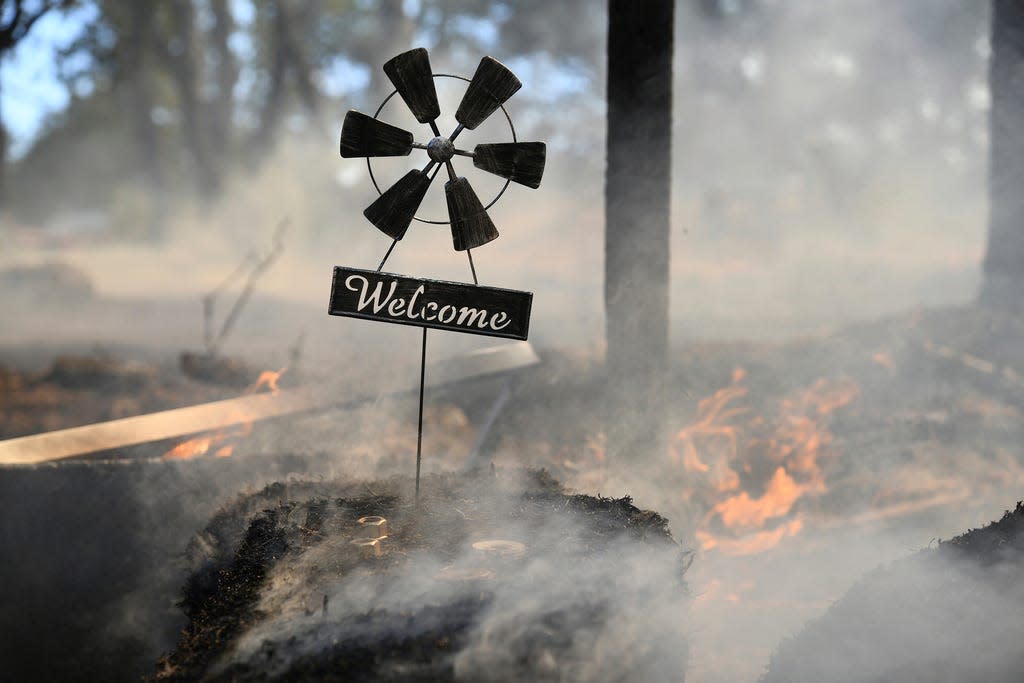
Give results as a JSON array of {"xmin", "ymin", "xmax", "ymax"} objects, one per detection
[
  {"xmin": 671, "ymin": 367, "xmax": 748, "ymax": 493},
  {"xmin": 164, "ymin": 435, "xmax": 217, "ymax": 460},
  {"xmin": 676, "ymin": 369, "xmax": 858, "ymax": 556},
  {"xmin": 250, "ymin": 367, "xmax": 286, "ymax": 396},
  {"xmin": 161, "ymin": 367, "xmax": 287, "ymax": 460}
]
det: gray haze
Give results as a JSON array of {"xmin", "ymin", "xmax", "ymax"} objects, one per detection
[{"xmin": 1, "ymin": 1, "xmax": 1016, "ymax": 682}]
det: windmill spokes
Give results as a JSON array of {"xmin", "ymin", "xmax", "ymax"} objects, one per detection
[
  {"xmin": 473, "ymin": 142, "xmax": 546, "ymax": 189},
  {"xmin": 455, "ymin": 56, "xmax": 522, "ymax": 131},
  {"xmin": 340, "ymin": 111, "xmax": 414, "ymax": 158},
  {"xmin": 446, "ymin": 177, "xmax": 499, "ymax": 251},
  {"xmin": 364, "ymin": 169, "xmax": 434, "ymax": 241},
  {"xmin": 342, "ymin": 50, "xmax": 542, "ymax": 254},
  {"xmin": 383, "ymin": 48, "xmax": 441, "ymax": 124}
]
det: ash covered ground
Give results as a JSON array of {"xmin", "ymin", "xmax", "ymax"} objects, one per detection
[
  {"xmin": 156, "ymin": 469, "xmax": 688, "ymax": 682},
  {"xmin": 3, "ymin": 303, "xmax": 1024, "ymax": 680}
]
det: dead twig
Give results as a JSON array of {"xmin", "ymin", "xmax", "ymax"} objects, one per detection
[{"xmin": 204, "ymin": 219, "xmax": 288, "ymax": 354}]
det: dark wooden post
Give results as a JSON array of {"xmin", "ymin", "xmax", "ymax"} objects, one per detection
[
  {"xmin": 605, "ymin": 0, "xmax": 674, "ymax": 465},
  {"xmin": 981, "ymin": 0, "xmax": 1024, "ymax": 312}
]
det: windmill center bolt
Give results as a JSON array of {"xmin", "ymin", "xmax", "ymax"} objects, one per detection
[{"xmin": 427, "ymin": 136, "xmax": 456, "ymax": 163}]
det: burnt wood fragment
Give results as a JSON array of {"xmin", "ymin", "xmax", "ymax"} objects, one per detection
[
  {"xmin": 339, "ymin": 111, "xmax": 413, "ymax": 158},
  {"xmin": 473, "ymin": 142, "xmax": 546, "ymax": 189},
  {"xmin": 383, "ymin": 47, "xmax": 441, "ymax": 124},
  {"xmin": 364, "ymin": 169, "xmax": 432, "ymax": 240},
  {"xmin": 455, "ymin": 56, "xmax": 521, "ymax": 130},
  {"xmin": 445, "ymin": 177, "xmax": 499, "ymax": 250}
]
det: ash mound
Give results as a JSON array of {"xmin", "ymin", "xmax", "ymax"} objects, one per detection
[
  {"xmin": 761, "ymin": 501, "xmax": 1024, "ymax": 683},
  {"xmin": 156, "ymin": 469, "xmax": 691, "ymax": 682}
]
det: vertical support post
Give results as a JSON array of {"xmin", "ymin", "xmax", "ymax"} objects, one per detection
[
  {"xmin": 981, "ymin": 0, "xmax": 1024, "ymax": 312},
  {"xmin": 605, "ymin": 0, "xmax": 674, "ymax": 468},
  {"xmin": 415, "ymin": 326, "xmax": 427, "ymax": 503}
]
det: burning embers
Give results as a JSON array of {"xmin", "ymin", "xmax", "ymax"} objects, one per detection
[
  {"xmin": 162, "ymin": 367, "xmax": 287, "ymax": 460},
  {"xmin": 672, "ymin": 368, "xmax": 859, "ymax": 556}
]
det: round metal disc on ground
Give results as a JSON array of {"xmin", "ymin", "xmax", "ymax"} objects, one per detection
[
  {"xmin": 436, "ymin": 566, "xmax": 496, "ymax": 582},
  {"xmin": 471, "ymin": 539, "xmax": 526, "ymax": 560}
]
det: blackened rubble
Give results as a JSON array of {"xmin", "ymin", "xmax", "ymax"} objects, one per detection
[
  {"xmin": 155, "ymin": 469, "xmax": 690, "ymax": 682},
  {"xmin": 760, "ymin": 502, "xmax": 1024, "ymax": 683}
]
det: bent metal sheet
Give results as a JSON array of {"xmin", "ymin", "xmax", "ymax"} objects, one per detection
[{"xmin": 329, "ymin": 266, "xmax": 532, "ymax": 340}]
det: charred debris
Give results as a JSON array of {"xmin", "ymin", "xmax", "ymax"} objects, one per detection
[{"xmin": 156, "ymin": 469, "xmax": 689, "ymax": 682}]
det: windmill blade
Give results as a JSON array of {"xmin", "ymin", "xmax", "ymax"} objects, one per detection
[
  {"xmin": 473, "ymin": 142, "xmax": 546, "ymax": 189},
  {"xmin": 364, "ymin": 170, "xmax": 432, "ymax": 240},
  {"xmin": 455, "ymin": 56, "xmax": 522, "ymax": 130},
  {"xmin": 383, "ymin": 48, "xmax": 441, "ymax": 124},
  {"xmin": 446, "ymin": 177, "xmax": 499, "ymax": 251},
  {"xmin": 340, "ymin": 111, "xmax": 414, "ymax": 158}
]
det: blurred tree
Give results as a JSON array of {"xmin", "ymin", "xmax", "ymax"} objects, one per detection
[
  {"xmin": 980, "ymin": 0, "xmax": 1024, "ymax": 312},
  {"xmin": 250, "ymin": 1, "xmax": 321, "ymax": 154},
  {"xmin": 0, "ymin": 0, "xmax": 73, "ymax": 205},
  {"xmin": 157, "ymin": 0, "xmax": 219, "ymax": 197},
  {"xmin": 605, "ymin": 0, "xmax": 673, "ymax": 468},
  {"xmin": 7, "ymin": 0, "xmax": 608, "ymax": 228},
  {"xmin": 44, "ymin": 0, "xmax": 247, "ymax": 206},
  {"xmin": 207, "ymin": 0, "xmax": 236, "ymax": 168}
]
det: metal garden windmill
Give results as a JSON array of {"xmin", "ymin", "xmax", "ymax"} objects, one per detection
[
  {"xmin": 338, "ymin": 47, "xmax": 545, "ymax": 275},
  {"xmin": 330, "ymin": 48, "xmax": 546, "ymax": 500}
]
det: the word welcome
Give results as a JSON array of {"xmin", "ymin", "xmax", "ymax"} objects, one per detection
[{"xmin": 329, "ymin": 267, "xmax": 532, "ymax": 340}]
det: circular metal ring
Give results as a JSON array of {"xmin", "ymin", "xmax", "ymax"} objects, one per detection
[{"xmin": 366, "ymin": 73, "xmax": 516, "ymax": 226}]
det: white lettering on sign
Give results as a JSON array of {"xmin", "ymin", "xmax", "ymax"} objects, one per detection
[
  {"xmin": 346, "ymin": 274, "xmax": 397, "ymax": 314},
  {"xmin": 489, "ymin": 311, "xmax": 510, "ymax": 331},
  {"xmin": 344, "ymin": 274, "xmax": 514, "ymax": 332},
  {"xmin": 407, "ymin": 285, "xmax": 425, "ymax": 320},
  {"xmin": 438, "ymin": 304, "xmax": 456, "ymax": 324}
]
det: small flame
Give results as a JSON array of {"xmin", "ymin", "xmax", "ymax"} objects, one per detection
[
  {"xmin": 871, "ymin": 349, "xmax": 895, "ymax": 373},
  {"xmin": 250, "ymin": 367, "xmax": 287, "ymax": 396},
  {"xmin": 712, "ymin": 466, "xmax": 805, "ymax": 530},
  {"xmin": 164, "ymin": 435, "xmax": 216, "ymax": 460},
  {"xmin": 671, "ymin": 367, "xmax": 748, "ymax": 493},
  {"xmin": 161, "ymin": 367, "xmax": 287, "ymax": 460},
  {"xmin": 697, "ymin": 518, "xmax": 804, "ymax": 556}
]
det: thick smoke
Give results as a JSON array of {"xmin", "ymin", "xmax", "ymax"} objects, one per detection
[{"xmin": 0, "ymin": 1, "xmax": 1012, "ymax": 682}]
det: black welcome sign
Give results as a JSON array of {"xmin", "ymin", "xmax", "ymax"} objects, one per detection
[
  {"xmin": 331, "ymin": 48, "xmax": 546, "ymax": 500},
  {"xmin": 329, "ymin": 267, "xmax": 532, "ymax": 340}
]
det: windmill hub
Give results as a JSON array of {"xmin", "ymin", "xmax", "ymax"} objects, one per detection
[{"xmin": 426, "ymin": 136, "xmax": 456, "ymax": 163}]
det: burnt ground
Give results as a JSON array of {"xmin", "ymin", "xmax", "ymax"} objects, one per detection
[
  {"xmin": 760, "ymin": 501, "xmax": 1024, "ymax": 683},
  {"xmin": 154, "ymin": 469, "xmax": 688, "ymax": 682},
  {"xmin": 0, "ymin": 453, "xmax": 350, "ymax": 681},
  {"xmin": 3, "ymin": 304, "xmax": 1024, "ymax": 681}
]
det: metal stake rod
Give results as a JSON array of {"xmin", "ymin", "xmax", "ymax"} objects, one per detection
[
  {"xmin": 375, "ymin": 237, "xmax": 425, "ymax": 502},
  {"xmin": 376, "ymin": 238, "xmax": 398, "ymax": 272},
  {"xmin": 467, "ymin": 249, "xmax": 479, "ymax": 285},
  {"xmin": 415, "ymin": 326, "xmax": 427, "ymax": 503},
  {"xmin": 371, "ymin": 185, "xmax": 484, "ymax": 504}
]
